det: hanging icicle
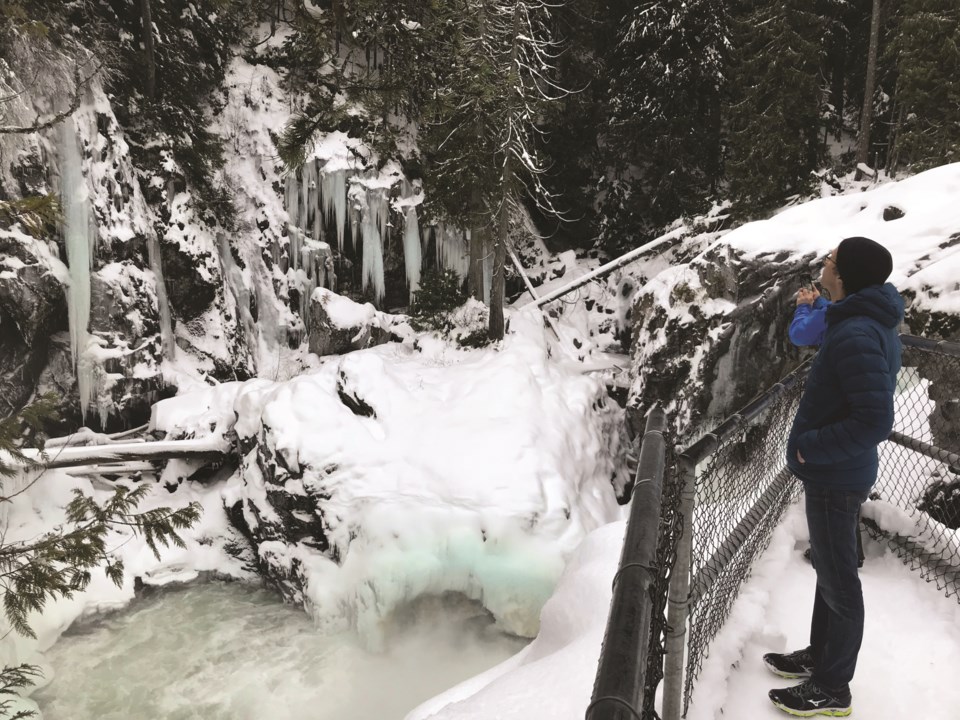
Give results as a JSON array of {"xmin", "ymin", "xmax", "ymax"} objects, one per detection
[
  {"xmin": 403, "ymin": 206, "xmax": 422, "ymax": 301},
  {"xmin": 360, "ymin": 189, "xmax": 387, "ymax": 304},
  {"xmin": 59, "ymin": 119, "xmax": 98, "ymax": 420},
  {"xmin": 436, "ymin": 223, "xmax": 470, "ymax": 280},
  {"xmin": 320, "ymin": 169, "xmax": 349, "ymax": 250}
]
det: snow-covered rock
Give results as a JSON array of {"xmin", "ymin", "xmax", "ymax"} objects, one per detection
[
  {"xmin": 307, "ymin": 288, "xmax": 401, "ymax": 357},
  {"xmin": 0, "ymin": 228, "xmax": 69, "ymax": 412}
]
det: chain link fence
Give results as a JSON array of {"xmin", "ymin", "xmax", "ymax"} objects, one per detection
[
  {"xmin": 867, "ymin": 337, "xmax": 960, "ymax": 598},
  {"xmin": 669, "ymin": 364, "xmax": 808, "ymax": 716},
  {"xmin": 659, "ymin": 335, "xmax": 960, "ymax": 718}
]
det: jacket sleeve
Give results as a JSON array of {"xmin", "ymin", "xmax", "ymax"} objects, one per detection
[
  {"xmin": 789, "ymin": 301, "xmax": 828, "ymax": 347},
  {"xmin": 795, "ymin": 327, "xmax": 895, "ymax": 464}
]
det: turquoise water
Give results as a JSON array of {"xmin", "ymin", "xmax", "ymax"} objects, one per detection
[{"xmin": 34, "ymin": 583, "xmax": 526, "ymax": 720}]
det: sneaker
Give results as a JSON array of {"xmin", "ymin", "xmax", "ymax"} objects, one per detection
[
  {"xmin": 764, "ymin": 647, "xmax": 815, "ymax": 679},
  {"xmin": 768, "ymin": 679, "xmax": 852, "ymax": 717}
]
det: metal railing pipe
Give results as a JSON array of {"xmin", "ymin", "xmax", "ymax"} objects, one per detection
[
  {"xmin": 586, "ymin": 408, "xmax": 667, "ymax": 720},
  {"xmin": 900, "ymin": 334, "xmax": 960, "ymax": 355},
  {"xmin": 661, "ymin": 455, "xmax": 696, "ymax": 720},
  {"xmin": 887, "ymin": 431, "xmax": 960, "ymax": 468}
]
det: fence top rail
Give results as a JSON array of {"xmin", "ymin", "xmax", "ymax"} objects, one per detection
[
  {"xmin": 679, "ymin": 358, "xmax": 813, "ymax": 466},
  {"xmin": 900, "ymin": 334, "xmax": 960, "ymax": 356}
]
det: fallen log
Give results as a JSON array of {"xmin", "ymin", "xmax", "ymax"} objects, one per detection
[
  {"xmin": 18, "ymin": 437, "xmax": 229, "ymax": 470},
  {"xmin": 533, "ymin": 230, "xmax": 681, "ymax": 308}
]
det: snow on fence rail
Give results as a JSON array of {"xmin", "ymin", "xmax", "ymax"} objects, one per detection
[{"xmin": 591, "ymin": 334, "xmax": 960, "ymax": 720}]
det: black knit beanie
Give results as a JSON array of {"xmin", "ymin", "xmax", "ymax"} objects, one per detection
[{"xmin": 835, "ymin": 236, "xmax": 893, "ymax": 295}]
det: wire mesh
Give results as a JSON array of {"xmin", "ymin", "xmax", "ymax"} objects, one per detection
[
  {"xmin": 680, "ymin": 377, "xmax": 805, "ymax": 713},
  {"xmin": 665, "ymin": 336, "xmax": 960, "ymax": 716},
  {"xmin": 868, "ymin": 339, "xmax": 960, "ymax": 599}
]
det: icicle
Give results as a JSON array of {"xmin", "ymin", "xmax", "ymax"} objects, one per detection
[
  {"xmin": 285, "ymin": 172, "xmax": 300, "ymax": 231},
  {"xmin": 146, "ymin": 231, "xmax": 176, "ymax": 361},
  {"xmin": 360, "ymin": 189, "xmax": 387, "ymax": 304},
  {"xmin": 300, "ymin": 161, "xmax": 317, "ymax": 255},
  {"xmin": 436, "ymin": 223, "xmax": 470, "ymax": 280},
  {"xmin": 59, "ymin": 119, "xmax": 98, "ymax": 421},
  {"xmin": 334, "ymin": 172, "xmax": 348, "ymax": 250},
  {"xmin": 350, "ymin": 204, "xmax": 361, "ymax": 254},
  {"xmin": 321, "ymin": 170, "xmax": 349, "ymax": 249},
  {"xmin": 403, "ymin": 206, "xmax": 422, "ymax": 301},
  {"xmin": 283, "ymin": 171, "xmax": 300, "ymax": 274},
  {"xmin": 290, "ymin": 221, "xmax": 300, "ymax": 273}
]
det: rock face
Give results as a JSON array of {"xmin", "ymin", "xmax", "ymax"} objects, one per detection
[
  {"xmin": 628, "ymin": 240, "xmax": 814, "ymax": 441},
  {"xmin": 0, "ymin": 230, "xmax": 69, "ymax": 413}
]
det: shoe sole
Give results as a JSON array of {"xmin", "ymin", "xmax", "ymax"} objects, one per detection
[
  {"xmin": 769, "ymin": 698, "xmax": 852, "ymax": 717},
  {"xmin": 763, "ymin": 659, "xmax": 813, "ymax": 680}
]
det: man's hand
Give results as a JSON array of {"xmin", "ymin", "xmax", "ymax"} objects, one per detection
[
  {"xmin": 796, "ymin": 287, "xmax": 821, "ymax": 306},
  {"xmin": 797, "ymin": 449, "xmax": 805, "ymax": 464}
]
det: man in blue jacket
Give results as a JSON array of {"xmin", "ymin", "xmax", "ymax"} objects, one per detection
[
  {"xmin": 791, "ymin": 286, "xmax": 867, "ymax": 569},
  {"xmin": 765, "ymin": 237, "xmax": 904, "ymax": 717}
]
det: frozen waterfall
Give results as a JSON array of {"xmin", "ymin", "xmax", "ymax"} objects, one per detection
[
  {"xmin": 436, "ymin": 224, "xmax": 471, "ymax": 280},
  {"xmin": 283, "ymin": 162, "xmax": 436, "ymax": 310},
  {"xmin": 59, "ymin": 119, "xmax": 97, "ymax": 420}
]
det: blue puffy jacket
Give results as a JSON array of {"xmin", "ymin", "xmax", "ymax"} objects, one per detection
[
  {"xmin": 786, "ymin": 283, "xmax": 904, "ymax": 492},
  {"xmin": 789, "ymin": 296, "xmax": 829, "ymax": 346}
]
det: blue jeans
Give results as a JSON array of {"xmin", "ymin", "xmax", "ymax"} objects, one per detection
[{"xmin": 804, "ymin": 482, "xmax": 870, "ymax": 695}]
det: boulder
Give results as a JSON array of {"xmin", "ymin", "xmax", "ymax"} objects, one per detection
[{"xmin": 307, "ymin": 288, "xmax": 399, "ymax": 357}]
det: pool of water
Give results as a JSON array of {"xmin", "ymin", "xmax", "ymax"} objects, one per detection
[{"xmin": 33, "ymin": 583, "xmax": 526, "ymax": 720}]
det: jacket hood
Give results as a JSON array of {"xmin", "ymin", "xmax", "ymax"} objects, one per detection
[{"xmin": 826, "ymin": 282, "xmax": 904, "ymax": 329}]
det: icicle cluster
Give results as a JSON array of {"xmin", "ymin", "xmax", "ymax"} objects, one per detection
[
  {"xmin": 358, "ymin": 188, "xmax": 388, "ymax": 304},
  {"xmin": 283, "ymin": 161, "xmax": 431, "ymax": 311},
  {"xmin": 283, "ymin": 158, "xmax": 495, "ymax": 314}
]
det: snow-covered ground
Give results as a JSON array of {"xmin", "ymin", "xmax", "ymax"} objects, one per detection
[{"xmin": 684, "ymin": 504, "xmax": 960, "ymax": 720}]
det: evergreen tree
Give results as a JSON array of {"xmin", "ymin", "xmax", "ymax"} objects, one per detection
[
  {"xmin": 601, "ymin": 0, "xmax": 726, "ymax": 254},
  {"xmin": 724, "ymin": 0, "xmax": 831, "ymax": 212},
  {"xmin": 76, "ymin": 0, "xmax": 250, "ymax": 220},
  {"xmin": 423, "ymin": 0, "xmax": 567, "ymax": 340},
  {"xmin": 533, "ymin": 0, "xmax": 608, "ymax": 251},
  {"xmin": 887, "ymin": 0, "xmax": 960, "ymax": 173}
]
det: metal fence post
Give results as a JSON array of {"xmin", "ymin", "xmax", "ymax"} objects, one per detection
[
  {"xmin": 662, "ymin": 455, "xmax": 697, "ymax": 720},
  {"xmin": 586, "ymin": 407, "xmax": 667, "ymax": 720}
]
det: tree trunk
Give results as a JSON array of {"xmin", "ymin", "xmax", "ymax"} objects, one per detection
[
  {"xmin": 489, "ymin": 192, "xmax": 508, "ymax": 340},
  {"xmin": 139, "ymin": 0, "xmax": 157, "ymax": 100},
  {"xmin": 468, "ymin": 186, "xmax": 486, "ymax": 300},
  {"xmin": 489, "ymin": 3, "xmax": 524, "ymax": 341},
  {"xmin": 855, "ymin": 0, "xmax": 882, "ymax": 177}
]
